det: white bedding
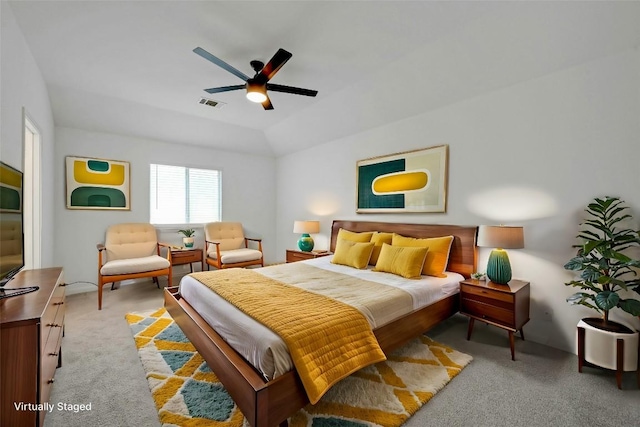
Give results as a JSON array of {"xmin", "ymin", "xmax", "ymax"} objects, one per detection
[{"xmin": 179, "ymin": 256, "xmax": 463, "ymax": 380}]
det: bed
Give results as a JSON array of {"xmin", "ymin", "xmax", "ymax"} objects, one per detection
[{"xmin": 164, "ymin": 220, "xmax": 478, "ymax": 427}]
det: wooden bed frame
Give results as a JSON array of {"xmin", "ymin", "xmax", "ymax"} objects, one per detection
[{"xmin": 164, "ymin": 220, "xmax": 477, "ymax": 427}]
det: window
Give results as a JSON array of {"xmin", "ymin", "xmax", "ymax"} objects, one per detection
[{"xmin": 150, "ymin": 164, "xmax": 221, "ymax": 225}]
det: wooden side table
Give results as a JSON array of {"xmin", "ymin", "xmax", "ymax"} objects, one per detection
[
  {"xmin": 286, "ymin": 249, "xmax": 332, "ymax": 263},
  {"xmin": 459, "ymin": 279, "xmax": 530, "ymax": 361},
  {"xmin": 171, "ymin": 248, "xmax": 203, "ymax": 273}
]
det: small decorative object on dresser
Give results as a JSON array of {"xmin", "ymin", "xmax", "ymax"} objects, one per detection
[
  {"xmin": 286, "ymin": 249, "xmax": 331, "ymax": 263},
  {"xmin": 178, "ymin": 228, "xmax": 196, "ymax": 248},
  {"xmin": 471, "ymin": 272, "xmax": 486, "ymax": 281},
  {"xmin": 459, "ymin": 278, "xmax": 530, "ymax": 361},
  {"xmin": 293, "ymin": 220, "xmax": 320, "ymax": 252},
  {"xmin": 564, "ymin": 196, "xmax": 640, "ymax": 389},
  {"xmin": 477, "ymin": 225, "xmax": 524, "ymax": 285}
]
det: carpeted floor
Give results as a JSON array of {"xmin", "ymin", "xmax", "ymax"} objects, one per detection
[
  {"xmin": 44, "ymin": 282, "xmax": 640, "ymax": 427},
  {"xmin": 125, "ymin": 308, "xmax": 473, "ymax": 426}
]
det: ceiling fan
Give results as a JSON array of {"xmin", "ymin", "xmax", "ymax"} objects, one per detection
[{"xmin": 193, "ymin": 47, "xmax": 318, "ymax": 110}]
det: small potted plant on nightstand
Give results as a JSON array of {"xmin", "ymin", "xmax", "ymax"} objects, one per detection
[
  {"xmin": 178, "ymin": 229, "xmax": 196, "ymax": 248},
  {"xmin": 564, "ymin": 196, "xmax": 640, "ymax": 388}
]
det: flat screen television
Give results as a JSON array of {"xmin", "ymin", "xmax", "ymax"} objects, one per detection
[{"xmin": 0, "ymin": 160, "xmax": 25, "ymax": 287}]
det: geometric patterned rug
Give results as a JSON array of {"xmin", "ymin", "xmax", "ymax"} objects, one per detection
[{"xmin": 126, "ymin": 308, "xmax": 472, "ymax": 427}]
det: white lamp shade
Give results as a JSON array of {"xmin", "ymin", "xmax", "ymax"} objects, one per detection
[
  {"xmin": 477, "ymin": 225, "xmax": 524, "ymax": 249},
  {"xmin": 293, "ymin": 220, "xmax": 320, "ymax": 234}
]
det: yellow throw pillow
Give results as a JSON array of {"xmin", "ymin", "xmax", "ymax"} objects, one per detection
[
  {"xmin": 331, "ymin": 239, "xmax": 375, "ymax": 269},
  {"xmin": 391, "ymin": 234, "xmax": 454, "ymax": 278},
  {"xmin": 369, "ymin": 232, "xmax": 394, "ymax": 266},
  {"xmin": 337, "ymin": 228, "xmax": 373, "ymax": 243},
  {"xmin": 373, "ymin": 243, "xmax": 429, "ymax": 279}
]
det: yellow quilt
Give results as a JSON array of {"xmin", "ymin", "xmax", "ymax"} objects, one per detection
[{"xmin": 190, "ymin": 268, "xmax": 386, "ymax": 404}]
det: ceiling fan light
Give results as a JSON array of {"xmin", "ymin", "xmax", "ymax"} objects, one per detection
[{"xmin": 246, "ymin": 81, "xmax": 267, "ymax": 103}]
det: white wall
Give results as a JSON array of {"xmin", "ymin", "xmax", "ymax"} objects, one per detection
[
  {"xmin": 55, "ymin": 127, "xmax": 277, "ymax": 295},
  {"xmin": 276, "ymin": 47, "xmax": 640, "ymax": 355},
  {"xmin": 1, "ymin": 3, "xmax": 56, "ymax": 267}
]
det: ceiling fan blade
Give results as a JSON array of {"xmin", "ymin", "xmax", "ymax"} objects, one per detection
[
  {"xmin": 267, "ymin": 83, "xmax": 318, "ymax": 97},
  {"xmin": 262, "ymin": 95, "xmax": 274, "ymax": 110},
  {"xmin": 193, "ymin": 47, "xmax": 250, "ymax": 81},
  {"xmin": 204, "ymin": 84, "xmax": 246, "ymax": 94},
  {"xmin": 259, "ymin": 48, "xmax": 293, "ymax": 81}
]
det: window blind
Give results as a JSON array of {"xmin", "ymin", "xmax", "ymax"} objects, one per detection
[{"xmin": 150, "ymin": 164, "xmax": 221, "ymax": 224}]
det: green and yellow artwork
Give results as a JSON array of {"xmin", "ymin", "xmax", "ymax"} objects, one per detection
[
  {"xmin": 66, "ymin": 156, "xmax": 130, "ymax": 210},
  {"xmin": 0, "ymin": 161, "xmax": 22, "ymax": 213},
  {"xmin": 356, "ymin": 145, "xmax": 448, "ymax": 213}
]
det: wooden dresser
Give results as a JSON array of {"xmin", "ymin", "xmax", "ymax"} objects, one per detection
[{"xmin": 0, "ymin": 267, "xmax": 65, "ymax": 427}]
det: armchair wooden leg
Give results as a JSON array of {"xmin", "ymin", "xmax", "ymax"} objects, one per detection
[{"xmin": 98, "ymin": 281, "xmax": 103, "ymax": 310}]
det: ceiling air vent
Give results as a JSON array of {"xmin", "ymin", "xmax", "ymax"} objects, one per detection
[{"xmin": 198, "ymin": 97, "xmax": 226, "ymax": 109}]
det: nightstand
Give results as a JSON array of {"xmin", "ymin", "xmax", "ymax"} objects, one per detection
[
  {"xmin": 286, "ymin": 249, "xmax": 331, "ymax": 263},
  {"xmin": 459, "ymin": 279, "xmax": 530, "ymax": 361},
  {"xmin": 171, "ymin": 248, "xmax": 203, "ymax": 272}
]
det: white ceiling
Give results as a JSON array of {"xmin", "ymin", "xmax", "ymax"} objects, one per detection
[{"xmin": 8, "ymin": 1, "xmax": 640, "ymax": 157}]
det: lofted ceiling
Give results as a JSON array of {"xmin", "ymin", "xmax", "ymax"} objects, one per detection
[{"xmin": 8, "ymin": 1, "xmax": 640, "ymax": 157}]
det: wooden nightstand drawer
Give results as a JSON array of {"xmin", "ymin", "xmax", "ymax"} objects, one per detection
[
  {"xmin": 286, "ymin": 249, "xmax": 331, "ymax": 263},
  {"xmin": 460, "ymin": 284, "xmax": 513, "ymax": 310},
  {"xmin": 172, "ymin": 249, "xmax": 202, "ymax": 263},
  {"xmin": 170, "ymin": 249, "xmax": 203, "ymax": 273},
  {"xmin": 461, "ymin": 299, "xmax": 514, "ymax": 326},
  {"xmin": 287, "ymin": 251, "xmax": 310, "ymax": 262}
]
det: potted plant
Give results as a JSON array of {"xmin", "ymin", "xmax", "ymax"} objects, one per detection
[
  {"xmin": 564, "ymin": 196, "xmax": 640, "ymax": 386},
  {"xmin": 178, "ymin": 229, "xmax": 196, "ymax": 248}
]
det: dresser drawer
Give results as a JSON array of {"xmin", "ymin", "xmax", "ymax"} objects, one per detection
[
  {"xmin": 461, "ymin": 299, "xmax": 514, "ymax": 327},
  {"xmin": 40, "ymin": 288, "xmax": 65, "ymax": 352},
  {"xmin": 40, "ymin": 328, "xmax": 63, "ymax": 410}
]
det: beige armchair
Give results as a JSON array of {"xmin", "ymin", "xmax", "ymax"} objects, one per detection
[
  {"xmin": 97, "ymin": 223, "xmax": 172, "ymax": 310},
  {"xmin": 204, "ymin": 222, "xmax": 264, "ymax": 270}
]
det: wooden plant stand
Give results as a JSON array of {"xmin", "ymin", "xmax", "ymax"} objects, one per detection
[{"xmin": 577, "ymin": 319, "xmax": 640, "ymax": 389}]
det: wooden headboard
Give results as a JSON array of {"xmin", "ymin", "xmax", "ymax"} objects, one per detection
[{"xmin": 330, "ymin": 220, "xmax": 478, "ymax": 278}]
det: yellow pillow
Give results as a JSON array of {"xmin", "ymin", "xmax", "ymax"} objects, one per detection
[
  {"xmin": 373, "ymin": 243, "xmax": 429, "ymax": 279},
  {"xmin": 337, "ymin": 228, "xmax": 373, "ymax": 243},
  {"xmin": 369, "ymin": 232, "xmax": 394, "ymax": 265},
  {"xmin": 391, "ymin": 234, "xmax": 454, "ymax": 278},
  {"xmin": 331, "ymin": 239, "xmax": 375, "ymax": 269}
]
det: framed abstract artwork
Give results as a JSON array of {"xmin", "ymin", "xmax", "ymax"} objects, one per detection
[
  {"xmin": 65, "ymin": 156, "xmax": 130, "ymax": 210},
  {"xmin": 0, "ymin": 161, "xmax": 22, "ymax": 213},
  {"xmin": 356, "ymin": 145, "xmax": 448, "ymax": 213}
]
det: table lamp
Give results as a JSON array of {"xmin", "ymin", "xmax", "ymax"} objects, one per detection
[
  {"xmin": 477, "ymin": 225, "xmax": 524, "ymax": 285},
  {"xmin": 293, "ymin": 220, "xmax": 320, "ymax": 252}
]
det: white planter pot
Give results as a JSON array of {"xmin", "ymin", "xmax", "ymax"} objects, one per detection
[
  {"xmin": 577, "ymin": 318, "xmax": 639, "ymax": 371},
  {"xmin": 182, "ymin": 237, "xmax": 195, "ymax": 248}
]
